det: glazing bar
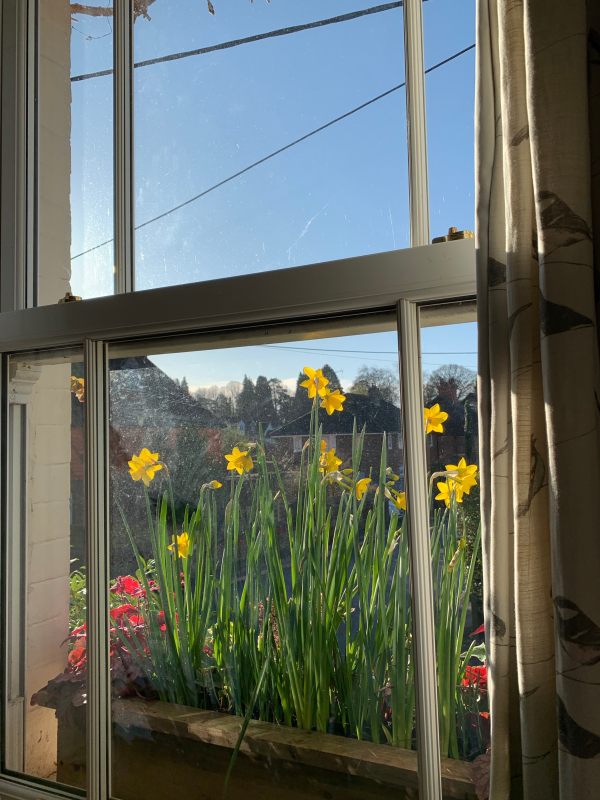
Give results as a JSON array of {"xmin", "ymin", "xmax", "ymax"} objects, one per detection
[
  {"xmin": 403, "ymin": 0, "xmax": 430, "ymax": 247},
  {"xmin": 398, "ymin": 298, "xmax": 442, "ymax": 800},
  {"xmin": 85, "ymin": 339, "xmax": 110, "ymax": 800},
  {"xmin": 114, "ymin": 0, "xmax": 134, "ymax": 294}
]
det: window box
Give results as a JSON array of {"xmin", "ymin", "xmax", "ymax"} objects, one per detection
[{"xmin": 37, "ymin": 695, "xmax": 476, "ymax": 800}]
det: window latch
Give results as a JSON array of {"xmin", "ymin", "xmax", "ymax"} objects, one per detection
[
  {"xmin": 58, "ymin": 291, "xmax": 82, "ymax": 304},
  {"xmin": 432, "ymin": 226, "xmax": 474, "ymax": 244}
]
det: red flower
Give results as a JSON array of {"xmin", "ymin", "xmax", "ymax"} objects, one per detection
[
  {"xmin": 68, "ymin": 644, "xmax": 87, "ymax": 670},
  {"xmin": 469, "ymin": 623, "xmax": 485, "ymax": 637},
  {"xmin": 110, "ymin": 603, "xmax": 138, "ymax": 620},
  {"xmin": 157, "ymin": 610, "xmax": 179, "ymax": 632},
  {"xmin": 112, "ymin": 576, "xmax": 145, "ymax": 597},
  {"xmin": 462, "ymin": 664, "xmax": 487, "ymax": 691}
]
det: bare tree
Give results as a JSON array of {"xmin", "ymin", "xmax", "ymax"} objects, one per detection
[
  {"xmin": 71, "ymin": 1, "xmax": 259, "ymax": 20},
  {"xmin": 350, "ymin": 366, "xmax": 400, "ymax": 405},
  {"xmin": 423, "ymin": 364, "xmax": 476, "ymax": 406}
]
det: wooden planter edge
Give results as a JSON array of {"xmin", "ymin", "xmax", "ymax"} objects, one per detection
[{"xmin": 113, "ymin": 698, "xmax": 476, "ymax": 799}]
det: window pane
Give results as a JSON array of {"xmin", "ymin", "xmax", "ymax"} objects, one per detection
[
  {"xmin": 133, "ymin": 1, "xmax": 408, "ymax": 290},
  {"xmin": 420, "ymin": 306, "xmax": 487, "ymax": 764},
  {"xmin": 38, "ymin": 0, "xmax": 114, "ymax": 305},
  {"xmin": 106, "ymin": 321, "xmax": 423, "ymax": 798},
  {"xmin": 424, "ymin": 0, "xmax": 475, "ymax": 238},
  {"xmin": 5, "ymin": 349, "xmax": 86, "ymax": 789}
]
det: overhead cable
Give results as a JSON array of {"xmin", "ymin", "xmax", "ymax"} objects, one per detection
[{"xmin": 71, "ymin": 43, "xmax": 475, "ymax": 261}]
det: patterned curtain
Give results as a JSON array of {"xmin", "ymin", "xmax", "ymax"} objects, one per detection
[{"xmin": 475, "ymin": 1, "xmax": 600, "ymax": 798}]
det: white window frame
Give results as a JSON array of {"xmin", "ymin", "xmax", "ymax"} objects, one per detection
[{"xmin": 0, "ymin": 2, "xmax": 476, "ymax": 800}]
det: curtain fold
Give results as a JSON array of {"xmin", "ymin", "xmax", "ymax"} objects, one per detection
[{"xmin": 475, "ymin": 1, "xmax": 600, "ymax": 798}]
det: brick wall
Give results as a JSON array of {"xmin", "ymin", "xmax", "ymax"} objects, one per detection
[{"xmin": 22, "ymin": 0, "xmax": 72, "ymax": 779}]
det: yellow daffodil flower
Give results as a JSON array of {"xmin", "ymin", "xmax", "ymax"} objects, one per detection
[
  {"xmin": 355, "ymin": 477, "xmax": 372, "ymax": 500},
  {"xmin": 320, "ymin": 388, "xmax": 346, "ymax": 415},
  {"xmin": 424, "ymin": 403, "xmax": 449, "ymax": 434},
  {"xmin": 168, "ymin": 532, "xmax": 191, "ymax": 559},
  {"xmin": 435, "ymin": 479, "xmax": 464, "ymax": 508},
  {"xmin": 128, "ymin": 448, "xmax": 163, "ymax": 486},
  {"xmin": 225, "ymin": 446, "xmax": 254, "ymax": 475},
  {"xmin": 320, "ymin": 444, "xmax": 342, "ymax": 475},
  {"xmin": 300, "ymin": 366, "xmax": 329, "ymax": 399},
  {"xmin": 445, "ymin": 458, "xmax": 478, "ymax": 494},
  {"xmin": 391, "ymin": 489, "xmax": 407, "ymax": 510},
  {"xmin": 208, "ymin": 480, "xmax": 222, "ymax": 489},
  {"xmin": 70, "ymin": 375, "xmax": 85, "ymax": 403},
  {"xmin": 384, "ymin": 486, "xmax": 406, "ymax": 511}
]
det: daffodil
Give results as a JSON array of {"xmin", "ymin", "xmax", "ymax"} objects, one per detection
[
  {"xmin": 424, "ymin": 403, "xmax": 449, "ymax": 434},
  {"xmin": 128, "ymin": 448, "xmax": 163, "ymax": 486},
  {"xmin": 208, "ymin": 480, "xmax": 222, "ymax": 489},
  {"xmin": 445, "ymin": 458, "xmax": 478, "ymax": 494},
  {"xmin": 70, "ymin": 375, "xmax": 85, "ymax": 403},
  {"xmin": 225, "ymin": 446, "xmax": 254, "ymax": 475},
  {"xmin": 355, "ymin": 477, "xmax": 371, "ymax": 500},
  {"xmin": 168, "ymin": 532, "xmax": 191, "ymax": 559},
  {"xmin": 435, "ymin": 479, "xmax": 464, "ymax": 508},
  {"xmin": 320, "ymin": 442, "xmax": 342, "ymax": 475},
  {"xmin": 390, "ymin": 489, "xmax": 407, "ymax": 511},
  {"xmin": 300, "ymin": 367, "xmax": 329, "ymax": 399},
  {"xmin": 385, "ymin": 488, "xmax": 406, "ymax": 511},
  {"xmin": 320, "ymin": 388, "xmax": 346, "ymax": 415}
]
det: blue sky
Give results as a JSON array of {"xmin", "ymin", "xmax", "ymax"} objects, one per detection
[{"xmin": 68, "ymin": 0, "xmax": 475, "ymax": 388}]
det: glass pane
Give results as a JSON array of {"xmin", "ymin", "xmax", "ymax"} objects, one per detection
[
  {"xmin": 420, "ymin": 306, "xmax": 487, "ymax": 765},
  {"xmin": 107, "ymin": 321, "xmax": 421, "ymax": 799},
  {"xmin": 424, "ymin": 0, "xmax": 476, "ymax": 238},
  {"xmin": 5, "ymin": 349, "xmax": 86, "ymax": 789},
  {"xmin": 133, "ymin": 1, "xmax": 408, "ymax": 290},
  {"xmin": 38, "ymin": 0, "xmax": 114, "ymax": 304}
]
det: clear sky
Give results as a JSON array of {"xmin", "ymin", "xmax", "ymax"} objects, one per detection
[{"xmin": 68, "ymin": 0, "xmax": 476, "ymax": 388}]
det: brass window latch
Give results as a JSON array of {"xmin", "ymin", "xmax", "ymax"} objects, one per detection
[
  {"xmin": 432, "ymin": 226, "xmax": 474, "ymax": 244},
  {"xmin": 58, "ymin": 291, "xmax": 82, "ymax": 304}
]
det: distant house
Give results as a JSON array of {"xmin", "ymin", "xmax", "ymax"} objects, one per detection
[{"xmin": 270, "ymin": 387, "xmax": 404, "ymax": 478}]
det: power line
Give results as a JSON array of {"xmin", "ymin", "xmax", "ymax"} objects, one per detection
[
  {"xmin": 265, "ymin": 345, "xmax": 476, "ymax": 355},
  {"xmin": 71, "ymin": 43, "xmax": 475, "ymax": 261},
  {"xmin": 71, "ymin": 2, "xmax": 404, "ymax": 83}
]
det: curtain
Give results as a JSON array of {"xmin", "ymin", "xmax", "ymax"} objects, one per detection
[{"xmin": 475, "ymin": 1, "xmax": 600, "ymax": 798}]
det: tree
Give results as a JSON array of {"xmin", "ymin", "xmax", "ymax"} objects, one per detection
[
  {"xmin": 254, "ymin": 375, "xmax": 277, "ymax": 428},
  {"xmin": 212, "ymin": 392, "xmax": 234, "ymax": 424},
  {"xmin": 269, "ymin": 378, "xmax": 293, "ymax": 425},
  {"xmin": 321, "ymin": 364, "xmax": 342, "ymax": 391},
  {"xmin": 235, "ymin": 376, "xmax": 257, "ymax": 426},
  {"xmin": 180, "ymin": 376, "xmax": 190, "ymax": 396},
  {"xmin": 423, "ymin": 364, "xmax": 476, "ymax": 406},
  {"xmin": 350, "ymin": 366, "xmax": 399, "ymax": 405}
]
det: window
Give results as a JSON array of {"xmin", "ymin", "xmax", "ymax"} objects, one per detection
[
  {"xmin": 5, "ymin": 350, "xmax": 86, "ymax": 788},
  {"xmin": 424, "ymin": 0, "xmax": 476, "ymax": 235},
  {"xmin": 420, "ymin": 303, "xmax": 487, "ymax": 763},
  {"xmin": 0, "ymin": 2, "xmax": 480, "ymax": 800}
]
